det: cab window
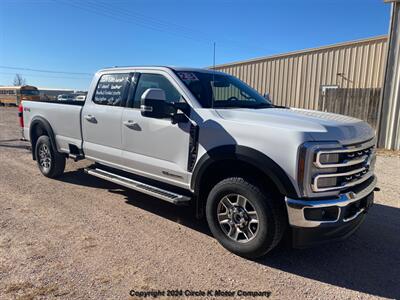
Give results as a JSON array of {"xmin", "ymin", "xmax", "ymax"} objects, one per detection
[
  {"xmin": 93, "ymin": 73, "xmax": 130, "ymax": 106},
  {"xmin": 132, "ymin": 73, "xmax": 181, "ymax": 108}
]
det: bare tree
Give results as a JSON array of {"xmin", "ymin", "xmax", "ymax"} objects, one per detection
[{"xmin": 13, "ymin": 74, "xmax": 26, "ymax": 86}]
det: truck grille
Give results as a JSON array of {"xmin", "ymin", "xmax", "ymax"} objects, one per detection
[{"xmin": 311, "ymin": 140, "xmax": 376, "ymax": 192}]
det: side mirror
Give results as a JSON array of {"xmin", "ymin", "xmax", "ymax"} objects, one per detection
[
  {"xmin": 263, "ymin": 92, "xmax": 271, "ymax": 103},
  {"xmin": 140, "ymin": 88, "xmax": 175, "ymax": 119}
]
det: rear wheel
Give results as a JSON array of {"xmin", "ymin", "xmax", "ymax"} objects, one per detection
[
  {"xmin": 35, "ymin": 135, "xmax": 65, "ymax": 178},
  {"xmin": 206, "ymin": 177, "xmax": 286, "ymax": 258}
]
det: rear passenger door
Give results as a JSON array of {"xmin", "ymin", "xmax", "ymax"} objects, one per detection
[
  {"xmin": 82, "ymin": 73, "xmax": 131, "ymax": 167},
  {"xmin": 121, "ymin": 71, "xmax": 191, "ymax": 188}
]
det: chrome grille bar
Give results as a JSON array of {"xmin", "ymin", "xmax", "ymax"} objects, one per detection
[
  {"xmin": 314, "ymin": 139, "xmax": 375, "ymax": 168},
  {"xmin": 312, "ymin": 170, "xmax": 373, "ymax": 192},
  {"xmin": 314, "ymin": 154, "xmax": 368, "ymax": 168}
]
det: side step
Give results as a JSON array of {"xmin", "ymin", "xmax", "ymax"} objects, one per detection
[{"xmin": 84, "ymin": 167, "xmax": 191, "ymax": 205}]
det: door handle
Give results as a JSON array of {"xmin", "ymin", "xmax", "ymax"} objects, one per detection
[
  {"xmin": 123, "ymin": 120, "xmax": 140, "ymax": 130},
  {"xmin": 84, "ymin": 114, "xmax": 97, "ymax": 123}
]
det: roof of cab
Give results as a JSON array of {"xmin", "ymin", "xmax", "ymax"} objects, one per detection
[{"xmin": 96, "ymin": 66, "xmax": 226, "ymax": 75}]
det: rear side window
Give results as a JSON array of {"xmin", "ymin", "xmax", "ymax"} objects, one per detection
[
  {"xmin": 93, "ymin": 73, "xmax": 130, "ymax": 106},
  {"xmin": 132, "ymin": 73, "xmax": 181, "ymax": 108}
]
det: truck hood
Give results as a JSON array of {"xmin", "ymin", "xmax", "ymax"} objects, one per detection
[{"xmin": 215, "ymin": 107, "xmax": 375, "ymax": 145}]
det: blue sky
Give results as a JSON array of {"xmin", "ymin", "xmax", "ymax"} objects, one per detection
[{"xmin": 0, "ymin": 0, "xmax": 391, "ymax": 90}]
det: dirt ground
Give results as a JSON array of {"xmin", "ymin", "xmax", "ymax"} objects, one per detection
[{"xmin": 0, "ymin": 107, "xmax": 399, "ymax": 300}]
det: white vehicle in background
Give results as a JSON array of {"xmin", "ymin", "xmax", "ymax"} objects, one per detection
[
  {"xmin": 57, "ymin": 94, "xmax": 75, "ymax": 101},
  {"xmin": 75, "ymin": 95, "xmax": 86, "ymax": 101},
  {"xmin": 19, "ymin": 66, "xmax": 377, "ymax": 258}
]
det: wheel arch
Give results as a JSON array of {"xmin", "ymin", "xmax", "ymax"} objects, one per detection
[
  {"xmin": 191, "ymin": 145, "xmax": 298, "ymax": 218},
  {"xmin": 29, "ymin": 116, "xmax": 58, "ymax": 160}
]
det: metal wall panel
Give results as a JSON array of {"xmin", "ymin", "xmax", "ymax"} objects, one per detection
[{"xmin": 212, "ymin": 36, "xmax": 388, "ymax": 111}]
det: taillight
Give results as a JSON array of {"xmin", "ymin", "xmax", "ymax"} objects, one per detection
[{"xmin": 18, "ymin": 104, "xmax": 24, "ymax": 128}]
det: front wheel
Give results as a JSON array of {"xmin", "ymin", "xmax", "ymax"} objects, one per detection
[
  {"xmin": 35, "ymin": 135, "xmax": 65, "ymax": 178},
  {"xmin": 206, "ymin": 177, "xmax": 286, "ymax": 258}
]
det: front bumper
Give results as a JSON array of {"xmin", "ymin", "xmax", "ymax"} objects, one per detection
[{"xmin": 285, "ymin": 175, "xmax": 376, "ymax": 248}]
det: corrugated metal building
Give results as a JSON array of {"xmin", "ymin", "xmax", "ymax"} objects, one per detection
[
  {"xmin": 213, "ymin": 35, "xmax": 387, "ymax": 110},
  {"xmin": 211, "ymin": 35, "xmax": 400, "ymax": 149}
]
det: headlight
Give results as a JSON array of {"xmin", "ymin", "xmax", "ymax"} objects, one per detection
[
  {"xmin": 297, "ymin": 141, "xmax": 342, "ymax": 198},
  {"xmin": 318, "ymin": 153, "xmax": 339, "ymax": 164}
]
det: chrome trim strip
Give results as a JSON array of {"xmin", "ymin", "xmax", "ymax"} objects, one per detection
[
  {"xmin": 312, "ymin": 169, "xmax": 372, "ymax": 192},
  {"xmin": 285, "ymin": 176, "xmax": 376, "ymax": 228},
  {"xmin": 316, "ymin": 166, "xmax": 367, "ymax": 179},
  {"xmin": 314, "ymin": 139, "xmax": 375, "ymax": 168},
  {"xmin": 312, "ymin": 171, "xmax": 373, "ymax": 192},
  {"xmin": 140, "ymin": 105, "xmax": 153, "ymax": 112},
  {"xmin": 343, "ymin": 208, "xmax": 365, "ymax": 222},
  {"xmin": 314, "ymin": 155, "xmax": 368, "ymax": 168}
]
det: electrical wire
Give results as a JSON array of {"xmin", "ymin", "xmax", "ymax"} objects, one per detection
[
  {"xmin": 61, "ymin": 0, "xmax": 274, "ymax": 53},
  {"xmin": 0, "ymin": 65, "xmax": 93, "ymax": 76},
  {"xmin": 0, "ymin": 71, "xmax": 91, "ymax": 80},
  {"xmin": 58, "ymin": 0, "xmax": 210, "ymax": 45}
]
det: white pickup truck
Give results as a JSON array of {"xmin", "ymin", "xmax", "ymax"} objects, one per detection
[{"xmin": 20, "ymin": 66, "xmax": 377, "ymax": 258}]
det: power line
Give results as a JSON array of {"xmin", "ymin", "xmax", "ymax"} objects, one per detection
[
  {"xmin": 92, "ymin": 0, "xmax": 275, "ymax": 53},
  {"xmin": 0, "ymin": 71, "xmax": 91, "ymax": 80},
  {"xmin": 75, "ymin": 0, "xmax": 211, "ymax": 43},
  {"xmin": 0, "ymin": 65, "xmax": 93, "ymax": 76},
  {"xmin": 61, "ymin": 0, "xmax": 274, "ymax": 53},
  {"xmin": 58, "ymin": 0, "xmax": 210, "ymax": 45},
  {"xmin": 89, "ymin": 0, "xmax": 210, "ymax": 40}
]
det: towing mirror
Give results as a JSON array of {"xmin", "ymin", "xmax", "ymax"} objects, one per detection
[{"xmin": 140, "ymin": 88, "xmax": 175, "ymax": 119}]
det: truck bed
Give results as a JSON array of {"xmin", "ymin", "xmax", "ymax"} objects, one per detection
[{"xmin": 22, "ymin": 100, "xmax": 84, "ymax": 153}]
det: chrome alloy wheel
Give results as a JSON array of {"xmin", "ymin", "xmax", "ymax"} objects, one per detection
[
  {"xmin": 217, "ymin": 194, "xmax": 259, "ymax": 243},
  {"xmin": 38, "ymin": 143, "xmax": 51, "ymax": 172}
]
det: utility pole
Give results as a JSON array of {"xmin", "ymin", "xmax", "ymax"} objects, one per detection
[{"xmin": 378, "ymin": 0, "xmax": 400, "ymax": 150}]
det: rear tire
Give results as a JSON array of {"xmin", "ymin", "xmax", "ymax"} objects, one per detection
[
  {"xmin": 35, "ymin": 135, "xmax": 65, "ymax": 178},
  {"xmin": 206, "ymin": 177, "xmax": 286, "ymax": 258}
]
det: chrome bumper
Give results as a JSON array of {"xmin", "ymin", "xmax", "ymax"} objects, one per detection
[{"xmin": 285, "ymin": 176, "xmax": 377, "ymax": 228}]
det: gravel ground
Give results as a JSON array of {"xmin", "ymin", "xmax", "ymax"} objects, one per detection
[{"xmin": 0, "ymin": 107, "xmax": 399, "ymax": 300}]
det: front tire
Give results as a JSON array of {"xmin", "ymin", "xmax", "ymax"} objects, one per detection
[
  {"xmin": 35, "ymin": 135, "xmax": 65, "ymax": 178},
  {"xmin": 206, "ymin": 177, "xmax": 286, "ymax": 258}
]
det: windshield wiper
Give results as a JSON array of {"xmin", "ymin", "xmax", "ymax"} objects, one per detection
[
  {"xmin": 272, "ymin": 104, "xmax": 289, "ymax": 109},
  {"xmin": 252, "ymin": 103, "xmax": 274, "ymax": 109}
]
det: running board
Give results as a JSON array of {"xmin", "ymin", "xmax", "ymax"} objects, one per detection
[{"xmin": 84, "ymin": 167, "xmax": 191, "ymax": 205}]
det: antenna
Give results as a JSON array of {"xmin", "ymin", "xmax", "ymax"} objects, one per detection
[
  {"xmin": 213, "ymin": 42, "xmax": 216, "ymax": 70},
  {"xmin": 212, "ymin": 42, "xmax": 216, "ymax": 109}
]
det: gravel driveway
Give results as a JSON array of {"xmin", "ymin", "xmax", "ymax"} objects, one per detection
[{"xmin": 0, "ymin": 107, "xmax": 399, "ymax": 299}]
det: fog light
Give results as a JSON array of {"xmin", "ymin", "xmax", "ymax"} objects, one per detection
[
  {"xmin": 316, "ymin": 177, "xmax": 338, "ymax": 188},
  {"xmin": 304, "ymin": 206, "xmax": 339, "ymax": 221}
]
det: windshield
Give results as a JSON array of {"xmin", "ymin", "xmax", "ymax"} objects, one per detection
[
  {"xmin": 176, "ymin": 71, "xmax": 273, "ymax": 109},
  {"xmin": 21, "ymin": 90, "xmax": 39, "ymax": 95}
]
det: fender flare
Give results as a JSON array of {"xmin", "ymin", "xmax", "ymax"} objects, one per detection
[
  {"xmin": 29, "ymin": 116, "xmax": 58, "ymax": 160},
  {"xmin": 191, "ymin": 145, "xmax": 298, "ymax": 199}
]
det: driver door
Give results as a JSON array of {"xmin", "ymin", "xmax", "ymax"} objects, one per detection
[{"xmin": 121, "ymin": 72, "xmax": 191, "ymax": 188}]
